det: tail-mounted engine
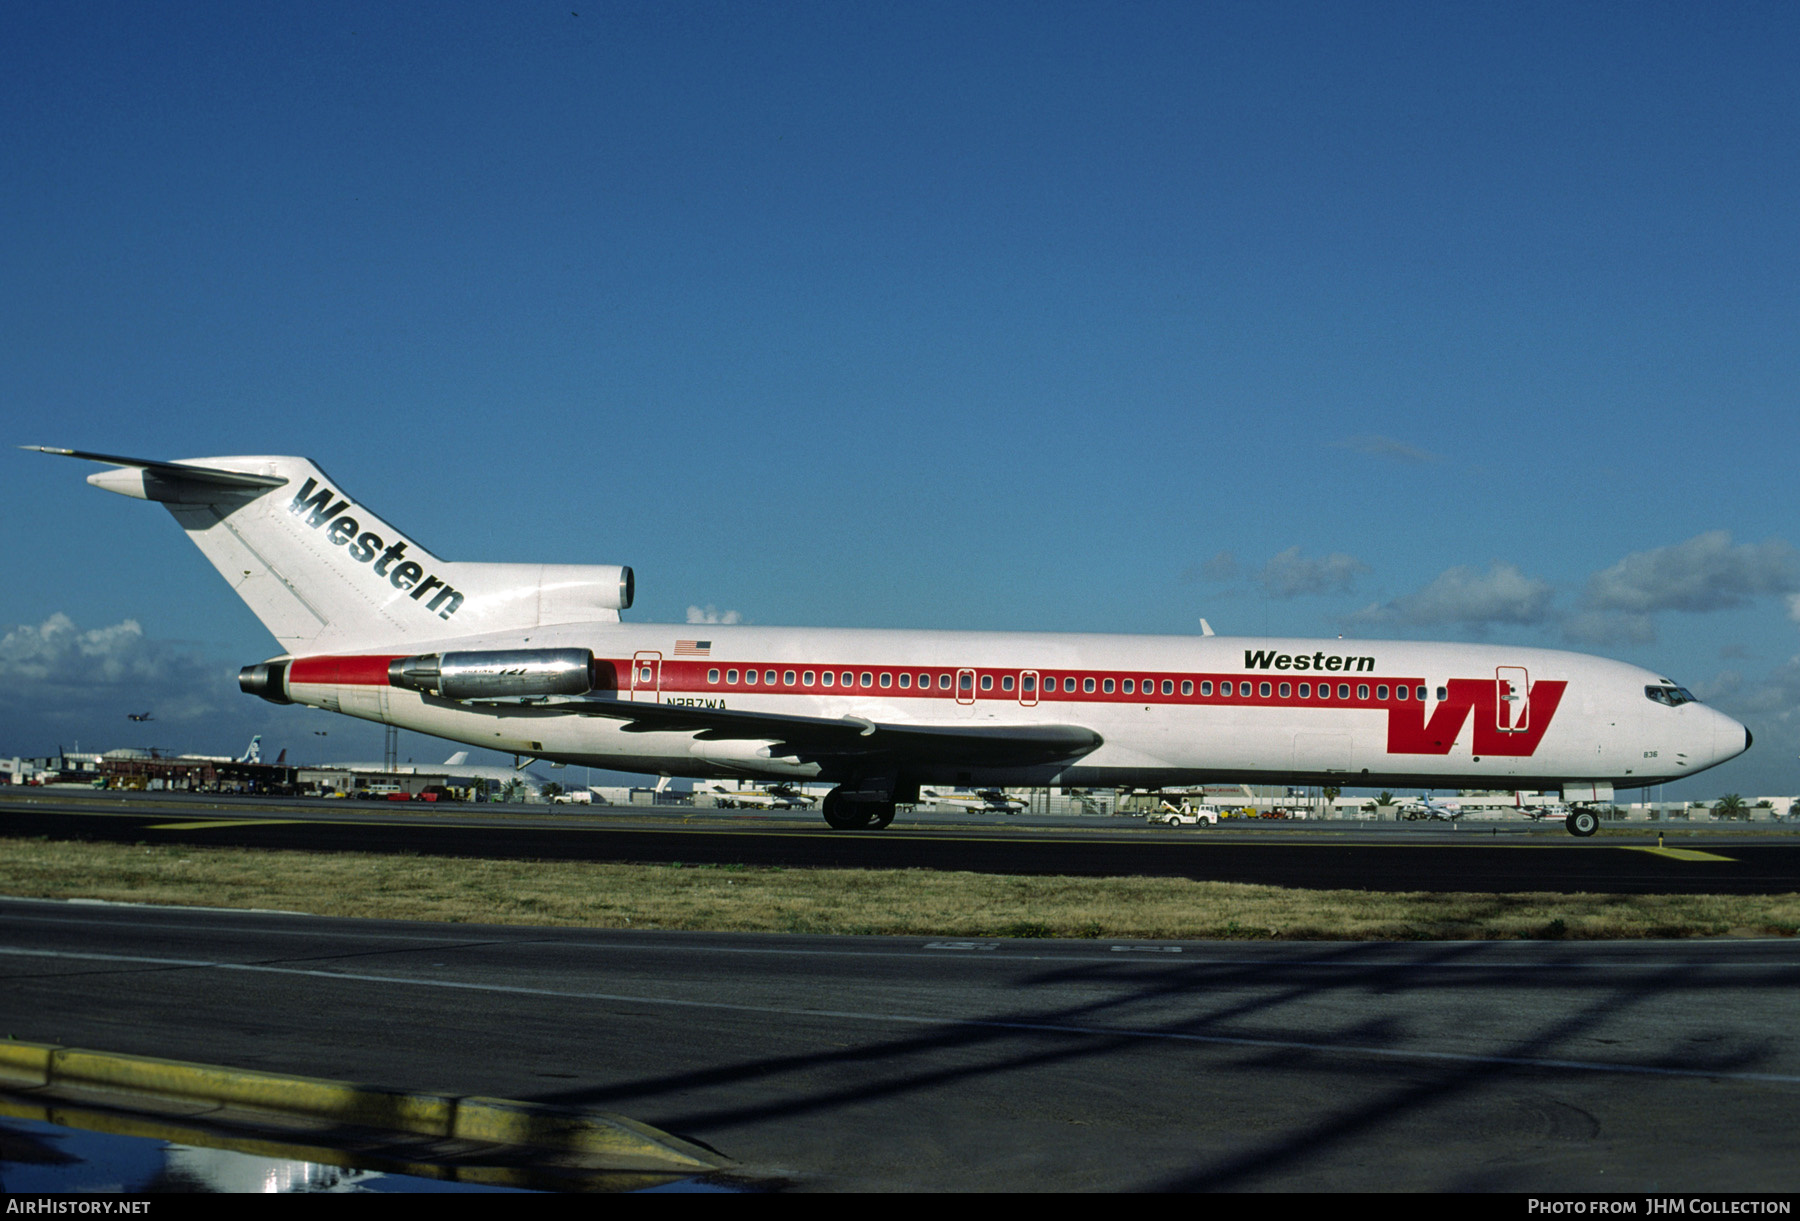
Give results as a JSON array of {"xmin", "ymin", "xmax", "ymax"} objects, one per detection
[
  {"xmin": 238, "ymin": 660, "xmax": 293, "ymax": 704},
  {"xmin": 387, "ymin": 648, "xmax": 595, "ymax": 700}
]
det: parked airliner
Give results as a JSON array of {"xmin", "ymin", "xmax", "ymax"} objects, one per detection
[{"xmin": 32, "ymin": 448, "xmax": 1751, "ymax": 836}]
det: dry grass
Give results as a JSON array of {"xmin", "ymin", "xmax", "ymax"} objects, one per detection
[{"xmin": 3, "ymin": 836, "xmax": 1796, "ymax": 940}]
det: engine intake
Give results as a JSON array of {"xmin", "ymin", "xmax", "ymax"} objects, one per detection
[{"xmin": 388, "ymin": 648, "xmax": 594, "ymax": 700}]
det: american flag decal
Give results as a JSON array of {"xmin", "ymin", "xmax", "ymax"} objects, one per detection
[{"xmin": 674, "ymin": 640, "xmax": 712, "ymax": 656}]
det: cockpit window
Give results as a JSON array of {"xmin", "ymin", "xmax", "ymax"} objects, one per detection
[{"xmin": 1644, "ymin": 684, "xmax": 1699, "ymax": 707}]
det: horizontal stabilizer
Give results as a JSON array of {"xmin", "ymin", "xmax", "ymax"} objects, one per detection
[{"xmin": 24, "ymin": 447, "xmax": 287, "ymax": 500}]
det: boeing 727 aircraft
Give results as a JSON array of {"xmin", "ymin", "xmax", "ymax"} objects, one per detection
[{"xmin": 32, "ymin": 448, "xmax": 1751, "ymax": 836}]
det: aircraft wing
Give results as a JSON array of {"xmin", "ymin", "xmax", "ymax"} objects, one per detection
[{"xmin": 546, "ymin": 696, "xmax": 1102, "ymax": 769}]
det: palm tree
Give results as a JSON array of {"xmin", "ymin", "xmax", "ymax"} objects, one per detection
[{"xmin": 1713, "ymin": 793, "xmax": 1748, "ymax": 821}]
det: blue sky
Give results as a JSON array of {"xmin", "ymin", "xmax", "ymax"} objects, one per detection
[{"xmin": 4, "ymin": 2, "xmax": 1796, "ymax": 797}]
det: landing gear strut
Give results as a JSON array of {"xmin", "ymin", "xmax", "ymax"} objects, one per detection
[{"xmin": 821, "ymin": 787, "xmax": 897, "ymax": 831}]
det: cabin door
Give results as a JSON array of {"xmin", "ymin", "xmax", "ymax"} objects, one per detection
[{"xmin": 631, "ymin": 652, "xmax": 663, "ymax": 703}]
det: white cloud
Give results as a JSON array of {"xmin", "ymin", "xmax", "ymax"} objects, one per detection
[
  {"xmin": 1256, "ymin": 547, "xmax": 1368, "ymax": 599},
  {"xmin": 686, "ymin": 604, "xmax": 744, "ymax": 625},
  {"xmin": 1351, "ymin": 563, "xmax": 1555, "ymax": 632},
  {"xmin": 1585, "ymin": 531, "xmax": 1798, "ymax": 616},
  {"xmin": 3, "ymin": 613, "xmax": 150, "ymax": 682},
  {"xmin": 1561, "ymin": 609, "xmax": 1657, "ymax": 648},
  {"xmin": 1712, "ymin": 655, "xmax": 1800, "ymax": 718},
  {"xmin": 0, "ymin": 613, "xmax": 233, "ymax": 741},
  {"xmin": 1202, "ymin": 551, "xmax": 1239, "ymax": 582}
]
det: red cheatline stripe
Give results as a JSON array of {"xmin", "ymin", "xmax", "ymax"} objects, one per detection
[
  {"xmin": 287, "ymin": 654, "xmax": 403, "ymax": 686},
  {"xmin": 286, "ymin": 652, "xmax": 1439, "ymax": 710}
]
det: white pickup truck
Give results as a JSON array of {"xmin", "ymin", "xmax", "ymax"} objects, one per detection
[{"xmin": 1146, "ymin": 800, "xmax": 1222, "ymax": 827}]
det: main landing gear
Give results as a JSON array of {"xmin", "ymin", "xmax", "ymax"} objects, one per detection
[
  {"xmin": 1565, "ymin": 807, "xmax": 1600, "ymax": 838},
  {"xmin": 821, "ymin": 786, "xmax": 896, "ymax": 831}
]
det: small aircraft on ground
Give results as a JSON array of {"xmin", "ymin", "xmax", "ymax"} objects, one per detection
[
  {"xmin": 920, "ymin": 788, "xmax": 1029, "ymax": 814},
  {"xmin": 1396, "ymin": 794, "xmax": 1464, "ymax": 821},
  {"xmin": 705, "ymin": 782, "xmax": 815, "ymax": 810}
]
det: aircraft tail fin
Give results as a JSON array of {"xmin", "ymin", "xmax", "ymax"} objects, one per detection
[
  {"xmin": 32, "ymin": 448, "xmax": 634, "ymax": 654},
  {"xmin": 444, "ymin": 751, "xmax": 469, "ymax": 766}
]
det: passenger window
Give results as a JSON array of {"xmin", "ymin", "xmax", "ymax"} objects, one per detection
[
  {"xmin": 1417, "ymin": 686, "xmax": 1427, "ymax": 700},
  {"xmin": 1338, "ymin": 684, "xmax": 1351, "ymax": 699},
  {"xmin": 939, "ymin": 673, "xmax": 951, "ymax": 690},
  {"xmin": 843, "ymin": 671, "xmax": 854, "ymax": 686},
  {"xmin": 1067, "ymin": 677, "xmax": 1079, "ymax": 693},
  {"xmin": 1298, "ymin": 683, "xmax": 1309, "ymax": 698},
  {"xmin": 1436, "ymin": 686, "xmax": 1447, "ymax": 701},
  {"xmin": 980, "ymin": 674, "xmax": 993, "ymax": 691},
  {"xmin": 1199, "ymin": 681, "xmax": 1211, "ymax": 696},
  {"xmin": 880, "ymin": 672, "xmax": 891, "ymax": 688},
  {"xmin": 861, "ymin": 672, "xmax": 873, "ymax": 687},
  {"xmin": 1103, "ymin": 678, "xmax": 1115, "ymax": 693},
  {"xmin": 960, "ymin": 673, "xmax": 974, "ymax": 691},
  {"xmin": 709, "ymin": 668, "xmax": 720, "ymax": 683},
  {"xmin": 1395, "ymin": 684, "xmax": 1407, "ymax": 700},
  {"xmin": 1162, "ymin": 680, "xmax": 1174, "ymax": 696},
  {"xmin": 1357, "ymin": 684, "xmax": 1369, "ymax": 699},
  {"xmin": 1003, "ymin": 675, "xmax": 1015, "ymax": 691},
  {"xmin": 1279, "ymin": 682, "xmax": 1290, "ymax": 698},
  {"xmin": 1181, "ymin": 680, "xmax": 1192, "ymax": 695},
  {"xmin": 1083, "ymin": 677, "xmax": 1095, "ymax": 693},
  {"xmin": 803, "ymin": 670, "xmax": 815, "ymax": 686},
  {"xmin": 898, "ymin": 673, "xmax": 910, "ymax": 688},
  {"xmin": 821, "ymin": 671, "xmax": 833, "ymax": 686},
  {"xmin": 745, "ymin": 671, "xmax": 756, "ymax": 685},
  {"xmin": 1221, "ymin": 681, "xmax": 1233, "ymax": 696},
  {"xmin": 1377, "ymin": 685, "xmax": 1389, "ymax": 700},
  {"xmin": 1022, "ymin": 674, "xmax": 1035, "ymax": 692},
  {"xmin": 1122, "ymin": 679, "xmax": 1134, "ymax": 694},
  {"xmin": 784, "ymin": 670, "xmax": 796, "ymax": 685},
  {"xmin": 1257, "ymin": 681, "xmax": 1269, "ymax": 697},
  {"xmin": 765, "ymin": 670, "xmax": 776, "ymax": 684}
]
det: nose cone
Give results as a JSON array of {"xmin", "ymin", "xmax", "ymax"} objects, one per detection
[{"xmin": 1711, "ymin": 707, "xmax": 1752, "ymax": 769}]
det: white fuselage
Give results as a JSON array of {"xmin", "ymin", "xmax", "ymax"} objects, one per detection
[
  {"xmin": 279, "ymin": 622, "xmax": 1749, "ymax": 792},
  {"xmin": 38, "ymin": 448, "xmax": 1750, "ymax": 805}
]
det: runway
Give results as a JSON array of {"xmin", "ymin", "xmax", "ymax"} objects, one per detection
[
  {"xmin": 4, "ymin": 895, "xmax": 1798, "ymax": 1191},
  {"xmin": 4, "ymin": 790, "xmax": 1799, "ymax": 894}
]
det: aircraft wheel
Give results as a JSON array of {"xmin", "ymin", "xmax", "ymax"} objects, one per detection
[
  {"xmin": 821, "ymin": 788, "xmax": 875, "ymax": 830},
  {"xmin": 1566, "ymin": 808, "xmax": 1600, "ymax": 838}
]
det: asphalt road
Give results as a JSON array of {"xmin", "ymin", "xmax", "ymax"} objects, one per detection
[
  {"xmin": 3, "ymin": 790, "xmax": 1798, "ymax": 894},
  {"xmin": 4, "ymin": 896, "xmax": 1798, "ymax": 1191}
]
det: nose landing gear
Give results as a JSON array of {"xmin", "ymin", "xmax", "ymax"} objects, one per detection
[{"xmin": 1565, "ymin": 807, "xmax": 1600, "ymax": 837}]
